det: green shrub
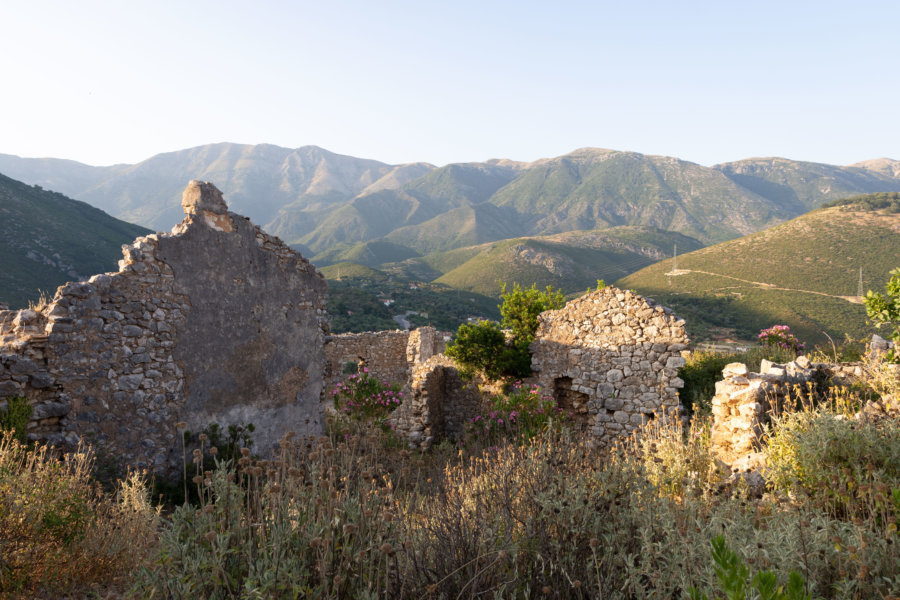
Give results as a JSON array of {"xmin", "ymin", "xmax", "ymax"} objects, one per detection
[
  {"xmin": 690, "ymin": 536, "xmax": 810, "ymax": 600},
  {"xmin": 865, "ymin": 267, "xmax": 900, "ymax": 363},
  {"xmin": 445, "ymin": 319, "xmax": 510, "ymax": 380},
  {"xmin": 446, "ymin": 283, "xmax": 565, "ymax": 381},
  {"xmin": 766, "ymin": 408, "xmax": 900, "ymax": 525},
  {"xmin": 463, "ymin": 381, "xmax": 565, "ymax": 448},
  {"xmin": 331, "ymin": 369, "xmax": 403, "ymax": 421},
  {"xmin": 0, "ymin": 396, "xmax": 32, "ymax": 444},
  {"xmin": 758, "ymin": 324, "xmax": 805, "ymax": 353}
]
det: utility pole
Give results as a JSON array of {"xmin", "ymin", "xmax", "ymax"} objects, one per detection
[
  {"xmin": 858, "ymin": 267, "xmax": 864, "ymax": 298},
  {"xmin": 673, "ymin": 244, "xmax": 677, "ymax": 272}
]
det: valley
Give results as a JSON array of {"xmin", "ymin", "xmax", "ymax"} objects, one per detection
[{"xmin": 1, "ymin": 145, "xmax": 898, "ymax": 346}]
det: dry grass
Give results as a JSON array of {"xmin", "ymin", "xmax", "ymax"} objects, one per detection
[
  {"xmin": 0, "ymin": 433, "xmax": 159, "ymax": 598},
  {"xmin": 3, "ymin": 365, "xmax": 899, "ymax": 598}
]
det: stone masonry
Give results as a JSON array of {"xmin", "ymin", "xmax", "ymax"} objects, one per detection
[
  {"xmin": 389, "ymin": 354, "xmax": 488, "ymax": 448},
  {"xmin": 530, "ymin": 287, "xmax": 689, "ymax": 447},
  {"xmin": 322, "ymin": 327, "xmax": 444, "ymax": 394},
  {"xmin": 385, "ymin": 286, "xmax": 690, "ymax": 449},
  {"xmin": 710, "ymin": 353, "xmax": 900, "ymax": 471},
  {"xmin": 0, "ymin": 181, "xmax": 327, "ymax": 475}
]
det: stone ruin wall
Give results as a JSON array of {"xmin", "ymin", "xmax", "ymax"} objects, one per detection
[
  {"xmin": 389, "ymin": 354, "xmax": 488, "ymax": 448},
  {"xmin": 0, "ymin": 181, "xmax": 695, "ymax": 466},
  {"xmin": 385, "ymin": 287, "xmax": 690, "ymax": 449},
  {"xmin": 710, "ymin": 354, "xmax": 900, "ymax": 472},
  {"xmin": 529, "ymin": 287, "xmax": 689, "ymax": 447},
  {"xmin": 0, "ymin": 181, "xmax": 327, "ymax": 475},
  {"xmin": 322, "ymin": 328, "xmax": 444, "ymax": 395}
]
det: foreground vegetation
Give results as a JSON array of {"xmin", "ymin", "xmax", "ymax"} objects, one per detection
[{"xmin": 2, "ymin": 352, "xmax": 898, "ymax": 598}]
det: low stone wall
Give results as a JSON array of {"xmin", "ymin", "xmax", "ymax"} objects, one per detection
[
  {"xmin": 0, "ymin": 181, "xmax": 328, "ymax": 474},
  {"xmin": 323, "ymin": 327, "xmax": 444, "ymax": 393},
  {"xmin": 530, "ymin": 287, "xmax": 689, "ymax": 447},
  {"xmin": 710, "ymin": 355, "xmax": 899, "ymax": 471}
]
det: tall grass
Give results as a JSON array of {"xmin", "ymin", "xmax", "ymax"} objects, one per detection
[
  {"xmin": 4, "ymin": 367, "xmax": 898, "ymax": 598},
  {"xmin": 0, "ymin": 433, "xmax": 159, "ymax": 597},
  {"xmin": 132, "ymin": 408, "xmax": 900, "ymax": 598}
]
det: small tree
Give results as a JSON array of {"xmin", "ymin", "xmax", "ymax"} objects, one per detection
[
  {"xmin": 499, "ymin": 282, "xmax": 566, "ymax": 347},
  {"xmin": 865, "ymin": 267, "xmax": 900, "ymax": 363},
  {"xmin": 446, "ymin": 283, "xmax": 566, "ymax": 380},
  {"xmin": 445, "ymin": 320, "xmax": 509, "ymax": 380}
]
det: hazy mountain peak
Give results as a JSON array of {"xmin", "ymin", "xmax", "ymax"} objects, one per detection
[{"xmin": 850, "ymin": 158, "xmax": 900, "ymax": 178}]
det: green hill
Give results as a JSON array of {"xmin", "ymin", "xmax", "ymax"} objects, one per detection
[
  {"xmin": 618, "ymin": 199, "xmax": 900, "ymax": 345},
  {"xmin": 312, "ymin": 240, "xmax": 421, "ymax": 267},
  {"xmin": 431, "ymin": 227, "xmax": 703, "ymax": 296},
  {"xmin": 0, "ymin": 173, "xmax": 151, "ymax": 308}
]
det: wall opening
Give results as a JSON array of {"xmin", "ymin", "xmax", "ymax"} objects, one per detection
[{"xmin": 553, "ymin": 377, "xmax": 592, "ymax": 430}]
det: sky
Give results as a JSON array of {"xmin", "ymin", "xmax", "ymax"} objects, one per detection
[{"xmin": 2, "ymin": 1, "xmax": 898, "ymax": 168}]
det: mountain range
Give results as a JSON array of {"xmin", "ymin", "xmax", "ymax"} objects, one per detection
[
  {"xmin": 1, "ymin": 144, "xmax": 898, "ymax": 343},
  {"xmin": 2, "ymin": 144, "xmax": 898, "ymax": 264}
]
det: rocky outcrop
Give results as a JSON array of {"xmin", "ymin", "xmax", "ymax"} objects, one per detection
[{"xmin": 0, "ymin": 181, "xmax": 327, "ymax": 475}]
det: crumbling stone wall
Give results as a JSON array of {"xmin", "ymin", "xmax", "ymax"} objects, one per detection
[
  {"xmin": 387, "ymin": 287, "xmax": 689, "ymax": 449},
  {"xmin": 530, "ymin": 287, "xmax": 689, "ymax": 447},
  {"xmin": 323, "ymin": 327, "xmax": 444, "ymax": 393},
  {"xmin": 0, "ymin": 181, "xmax": 327, "ymax": 474},
  {"xmin": 389, "ymin": 354, "xmax": 487, "ymax": 448},
  {"xmin": 710, "ymin": 354, "xmax": 899, "ymax": 471}
]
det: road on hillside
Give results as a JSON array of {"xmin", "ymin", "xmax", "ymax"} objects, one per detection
[{"xmin": 666, "ymin": 269, "xmax": 864, "ymax": 304}]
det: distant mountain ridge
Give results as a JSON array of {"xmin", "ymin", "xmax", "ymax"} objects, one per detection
[{"xmin": 1, "ymin": 144, "xmax": 898, "ymax": 262}]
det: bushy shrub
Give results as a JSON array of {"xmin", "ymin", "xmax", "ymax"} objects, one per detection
[
  {"xmin": 0, "ymin": 433, "xmax": 158, "ymax": 596},
  {"xmin": 331, "ymin": 368, "xmax": 403, "ymax": 420},
  {"xmin": 445, "ymin": 319, "xmax": 510, "ymax": 380},
  {"xmin": 865, "ymin": 267, "xmax": 900, "ymax": 363},
  {"xmin": 463, "ymin": 381, "xmax": 565, "ymax": 448},
  {"xmin": 446, "ymin": 283, "xmax": 565, "ymax": 381},
  {"xmin": 758, "ymin": 324, "xmax": 805, "ymax": 353},
  {"xmin": 690, "ymin": 536, "xmax": 810, "ymax": 600},
  {"xmin": 766, "ymin": 409, "xmax": 900, "ymax": 524}
]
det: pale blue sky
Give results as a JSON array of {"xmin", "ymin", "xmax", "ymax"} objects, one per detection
[{"xmin": 2, "ymin": 0, "xmax": 897, "ymax": 167}]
